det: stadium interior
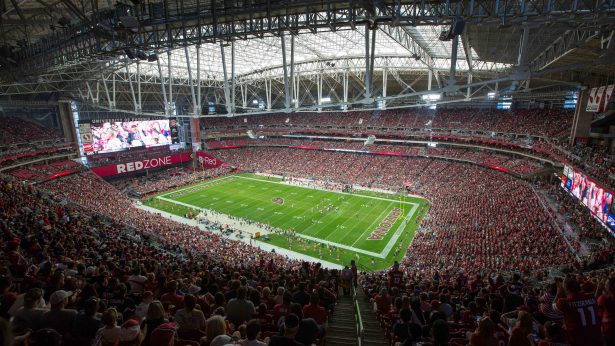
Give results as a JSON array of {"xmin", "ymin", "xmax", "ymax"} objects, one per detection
[{"xmin": 0, "ymin": 1, "xmax": 614, "ymax": 346}]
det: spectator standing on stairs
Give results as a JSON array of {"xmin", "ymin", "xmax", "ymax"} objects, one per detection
[{"xmin": 340, "ymin": 266, "xmax": 353, "ymax": 296}]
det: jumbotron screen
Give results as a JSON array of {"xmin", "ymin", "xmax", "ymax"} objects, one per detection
[
  {"xmin": 562, "ymin": 165, "xmax": 615, "ymax": 234},
  {"xmin": 85, "ymin": 120, "xmax": 173, "ymax": 154}
]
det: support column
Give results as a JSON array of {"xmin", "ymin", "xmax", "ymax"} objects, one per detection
[
  {"xmin": 517, "ymin": 26, "xmax": 531, "ymax": 67},
  {"xmin": 220, "ymin": 42, "xmax": 232, "ymax": 115},
  {"xmin": 136, "ymin": 61, "xmax": 142, "ymax": 114},
  {"xmin": 293, "ymin": 74, "xmax": 300, "ymax": 109},
  {"xmin": 281, "ymin": 32, "xmax": 291, "ymax": 111},
  {"xmin": 167, "ymin": 50, "xmax": 173, "ymax": 115},
  {"xmin": 240, "ymin": 84, "xmax": 247, "ymax": 109},
  {"xmin": 570, "ymin": 89, "xmax": 593, "ymax": 146},
  {"xmin": 317, "ymin": 73, "xmax": 323, "ymax": 112},
  {"xmin": 343, "ymin": 70, "xmax": 349, "ymax": 111},
  {"xmin": 265, "ymin": 79, "xmax": 272, "ymax": 111},
  {"xmin": 364, "ymin": 25, "xmax": 371, "ymax": 98},
  {"xmin": 364, "ymin": 24, "xmax": 376, "ymax": 99},
  {"xmin": 290, "ymin": 34, "xmax": 295, "ymax": 110},
  {"xmin": 382, "ymin": 68, "xmax": 387, "ymax": 109},
  {"xmin": 125, "ymin": 63, "xmax": 138, "ymax": 114},
  {"xmin": 428, "ymin": 69, "xmax": 433, "ymax": 91},
  {"xmin": 185, "ymin": 46, "xmax": 198, "ymax": 116},
  {"xmin": 156, "ymin": 58, "xmax": 168, "ymax": 115},
  {"xmin": 466, "ymin": 72, "xmax": 472, "ymax": 99},
  {"xmin": 231, "ymin": 41, "xmax": 236, "ymax": 114},
  {"xmin": 58, "ymin": 101, "xmax": 77, "ymax": 144},
  {"xmin": 196, "ymin": 45, "xmax": 202, "ymax": 115},
  {"xmin": 449, "ymin": 35, "xmax": 459, "ymax": 86}
]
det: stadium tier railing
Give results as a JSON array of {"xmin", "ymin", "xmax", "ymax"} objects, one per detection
[{"xmin": 352, "ymin": 285, "xmax": 364, "ymax": 346}]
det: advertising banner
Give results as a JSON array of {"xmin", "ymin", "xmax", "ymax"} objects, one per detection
[
  {"xmin": 586, "ymin": 87, "xmax": 599, "ymax": 112},
  {"xmin": 91, "ymin": 151, "xmax": 223, "ymax": 177}
]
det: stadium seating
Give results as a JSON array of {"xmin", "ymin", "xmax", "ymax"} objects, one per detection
[
  {"xmin": 202, "ymin": 108, "xmax": 573, "ymax": 139},
  {"xmin": 0, "ymin": 112, "xmax": 613, "ymax": 346},
  {"xmin": 1, "ymin": 172, "xmax": 339, "ymax": 345}
]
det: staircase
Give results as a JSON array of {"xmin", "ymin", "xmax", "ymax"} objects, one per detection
[
  {"xmin": 325, "ymin": 291, "xmax": 389, "ymax": 346},
  {"xmin": 356, "ymin": 289, "xmax": 389, "ymax": 346},
  {"xmin": 326, "ymin": 295, "xmax": 357, "ymax": 346}
]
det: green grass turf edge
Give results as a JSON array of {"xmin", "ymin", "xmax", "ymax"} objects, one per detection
[{"xmin": 142, "ymin": 173, "xmax": 429, "ymax": 272}]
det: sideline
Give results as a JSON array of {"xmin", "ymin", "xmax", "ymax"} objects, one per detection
[
  {"xmin": 154, "ymin": 175, "xmax": 421, "ymax": 259},
  {"xmin": 135, "ymin": 203, "xmax": 343, "ymax": 269}
]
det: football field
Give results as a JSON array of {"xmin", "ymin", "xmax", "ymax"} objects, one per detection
[{"xmin": 144, "ymin": 173, "xmax": 429, "ymax": 271}]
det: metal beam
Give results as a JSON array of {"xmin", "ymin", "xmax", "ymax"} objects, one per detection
[
  {"xmin": 379, "ymin": 24, "xmax": 436, "ymax": 71},
  {"xmin": 530, "ymin": 24, "xmax": 601, "ymax": 72},
  {"xmin": 10, "ymin": 0, "xmax": 615, "ymax": 78}
]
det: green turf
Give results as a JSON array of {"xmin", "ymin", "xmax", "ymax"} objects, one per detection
[{"xmin": 143, "ymin": 173, "xmax": 429, "ymax": 271}]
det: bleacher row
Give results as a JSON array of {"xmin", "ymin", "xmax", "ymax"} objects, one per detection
[
  {"xmin": 205, "ymin": 138, "xmax": 546, "ymax": 176},
  {"xmin": 202, "ymin": 109, "xmax": 572, "ymax": 139}
]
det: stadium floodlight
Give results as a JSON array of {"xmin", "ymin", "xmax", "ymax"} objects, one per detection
[
  {"xmin": 422, "ymin": 94, "xmax": 441, "ymax": 101},
  {"xmin": 488, "ymin": 92, "xmax": 496, "ymax": 99},
  {"xmin": 252, "ymin": 100, "xmax": 258, "ymax": 105},
  {"xmin": 321, "ymin": 97, "xmax": 332, "ymax": 103}
]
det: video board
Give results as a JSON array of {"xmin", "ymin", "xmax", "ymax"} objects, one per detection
[
  {"xmin": 562, "ymin": 165, "xmax": 614, "ymax": 235},
  {"xmin": 81, "ymin": 119, "xmax": 177, "ymax": 155}
]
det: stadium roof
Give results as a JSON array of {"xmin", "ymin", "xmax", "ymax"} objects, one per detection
[
  {"xmin": 138, "ymin": 26, "xmax": 506, "ymax": 82},
  {"xmin": 0, "ymin": 0, "xmax": 612, "ymax": 114}
]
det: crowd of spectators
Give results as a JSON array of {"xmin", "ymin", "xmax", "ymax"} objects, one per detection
[
  {"xmin": 0, "ymin": 117, "xmax": 60, "ymax": 145},
  {"xmin": 0, "ymin": 146, "xmax": 612, "ymax": 346},
  {"xmin": 1, "ymin": 112, "xmax": 614, "ymax": 346},
  {"xmin": 8, "ymin": 160, "xmax": 84, "ymax": 182},
  {"xmin": 206, "ymin": 139, "xmax": 546, "ymax": 176},
  {"xmin": 202, "ymin": 109, "xmax": 573, "ymax": 139},
  {"xmin": 0, "ymin": 172, "xmax": 339, "ymax": 346},
  {"xmin": 213, "ymin": 147, "xmax": 580, "ymax": 273},
  {"xmin": 112, "ymin": 166, "xmax": 235, "ymax": 197},
  {"xmin": 361, "ymin": 262, "xmax": 614, "ymax": 346}
]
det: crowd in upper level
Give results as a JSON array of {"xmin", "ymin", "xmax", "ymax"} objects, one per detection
[{"xmin": 203, "ymin": 109, "xmax": 573, "ymax": 139}]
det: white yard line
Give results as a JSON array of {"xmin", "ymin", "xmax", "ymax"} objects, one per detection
[
  {"xmin": 234, "ymin": 175, "xmax": 417, "ymax": 205},
  {"xmin": 155, "ymin": 174, "xmax": 424, "ymax": 259},
  {"xmin": 135, "ymin": 203, "xmax": 343, "ymax": 269},
  {"xmin": 158, "ymin": 175, "xmax": 234, "ymax": 198},
  {"xmin": 350, "ymin": 202, "xmax": 395, "ymax": 246}
]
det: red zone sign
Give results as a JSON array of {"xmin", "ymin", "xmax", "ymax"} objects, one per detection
[{"xmin": 90, "ymin": 151, "xmax": 223, "ymax": 177}]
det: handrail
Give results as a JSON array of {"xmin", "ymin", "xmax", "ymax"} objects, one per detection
[{"xmin": 352, "ymin": 285, "xmax": 364, "ymax": 346}]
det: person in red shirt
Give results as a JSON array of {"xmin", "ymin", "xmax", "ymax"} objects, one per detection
[
  {"xmin": 374, "ymin": 288, "xmax": 392, "ymax": 315},
  {"xmin": 388, "ymin": 262, "xmax": 404, "ymax": 288},
  {"xmin": 597, "ymin": 276, "xmax": 615, "ymax": 345},
  {"xmin": 554, "ymin": 277, "xmax": 603, "ymax": 346},
  {"xmin": 160, "ymin": 281, "xmax": 184, "ymax": 309},
  {"xmin": 302, "ymin": 293, "xmax": 328, "ymax": 326},
  {"xmin": 272, "ymin": 292, "xmax": 292, "ymax": 325}
]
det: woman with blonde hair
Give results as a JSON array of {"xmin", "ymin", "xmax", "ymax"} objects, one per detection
[
  {"xmin": 470, "ymin": 317, "xmax": 498, "ymax": 346},
  {"xmin": 95, "ymin": 308, "xmax": 121, "ymax": 346},
  {"xmin": 508, "ymin": 311, "xmax": 535, "ymax": 346},
  {"xmin": 140, "ymin": 301, "xmax": 168, "ymax": 346},
  {"xmin": 203, "ymin": 315, "xmax": 231, "ymax": 346}
]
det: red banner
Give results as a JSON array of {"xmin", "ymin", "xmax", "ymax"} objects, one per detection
[
  {"xmin": 90, "ymin": 151, "xmax": 223, "ymax": 177},
  {"xmin": 195, "ymin": 151, "xmax": 224, "ymax": 169}
]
